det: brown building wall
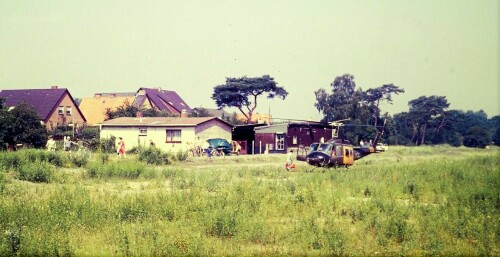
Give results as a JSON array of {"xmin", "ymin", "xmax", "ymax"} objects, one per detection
[{"xmin": 45, "ymin": 92, "xmax": 86, "ymax": 130}]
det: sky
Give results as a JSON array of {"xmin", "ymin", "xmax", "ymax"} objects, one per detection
[{"xmin": 1, "ymin": 0, "xmax": 498, "ymax": 121}]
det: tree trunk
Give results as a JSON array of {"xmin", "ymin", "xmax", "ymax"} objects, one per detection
[
  {"xmin": 247, "ymin": 111, "xmax": 253, "ymax": 124},
  {"xmin": 420, "ymin": 123, "xmax": 427, "ymax": 145}
]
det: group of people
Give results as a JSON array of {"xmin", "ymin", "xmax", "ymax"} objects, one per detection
[
  {"xmin": 46, "ymin": 135, "xmax": 296, "ymax": 171},
  {"xmin": 45, "ymin": 136, "xmax": 86, "ymax": 154}
]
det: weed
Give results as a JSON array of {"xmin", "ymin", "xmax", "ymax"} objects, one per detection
[{"xmin": 17, "ymin": 160, "xmax": 54, "ymax": 183}]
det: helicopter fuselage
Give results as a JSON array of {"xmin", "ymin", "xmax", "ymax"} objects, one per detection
[{"xmin": 299, "ymin": 139, "xmax": 376, "ymax": 167}]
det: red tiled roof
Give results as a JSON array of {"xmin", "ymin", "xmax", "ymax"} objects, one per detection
[
  {"xmin": 0, "ymin": 88, "xmax": 79, "ymax": 121},
  {"xmin": 139, "ymin": 88, "xmax": 192, "ymax": 113}
]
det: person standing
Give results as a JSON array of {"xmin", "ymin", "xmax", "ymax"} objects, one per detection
[
  {"xmin": 46, "ymin": 136, "xmax": 57, "ymax": 152},
  {"xmin": 118, "ymin": 137, "xmax": 126, "ymax": 159},
  {"xmin": 286, "ymin": 150, "xmax": 294, "ymax": 171}
]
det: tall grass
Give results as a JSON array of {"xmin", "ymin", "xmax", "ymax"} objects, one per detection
[{"xmin": 0, "ymin": 146, "xmax": 498, "ymax": 256}]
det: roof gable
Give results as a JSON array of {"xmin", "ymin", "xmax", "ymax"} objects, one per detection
[
  {"xmin": 139, "ymin": 88, "xmax": 192, "ymax": 113},
  {"xmin": 101, "ymin": 116, "xmax": 232, "ymax": 128},
  {"xmin": 0, "ymin": 88, "xmax": 70, "ymax": 120}
]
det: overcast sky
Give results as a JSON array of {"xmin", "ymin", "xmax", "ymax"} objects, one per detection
[{"xmin": 1, "ymin": 0, "xmax": 498, "ymax": 121}]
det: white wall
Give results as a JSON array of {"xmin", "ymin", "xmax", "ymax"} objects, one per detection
[{"xmin": 101, "ymin": 122, "xmax": 232, "ymax": 153}]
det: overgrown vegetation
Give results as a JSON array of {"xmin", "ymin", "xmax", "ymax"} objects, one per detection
[{"xmin": 0, "ymin": 146, "xmax": 498, "ymax": 256}]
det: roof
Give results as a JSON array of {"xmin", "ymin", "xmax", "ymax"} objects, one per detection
[
  {"xmin": 101, "ymin": 116, "xmax": 232, "ymax": 128},
  {"xmin": 138, "ymin": 88, "xmax": 192, "ymax": 113},
  {"xmin": 0, "ymin": 88, "xmax": 83, "ymax": 121},
  {"xmin": 79, "ymin": 95, "xmax": 135, "ymax": 125},
  {"xmin": 255, "ymin": 123, "xmax": 289, "ymax": 134},
  {"xmin": 254, "ymin": 122, "xmax": 329, "ymax": 134}
]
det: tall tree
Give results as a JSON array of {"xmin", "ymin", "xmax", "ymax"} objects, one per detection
[
  {"xmin": 407, "ymin": 96, "xmax": 449, "ymax": 145},
  {"xmin": 315, "ymin": 74, "xmax": 371, "ymax": 123},
  {"xmin": 212, "ymin": 75, "xmax": 288, "ymax": 124},
  {"xmin": 365, "ymin": 84, "xmax": 405, "ymax": 127}
]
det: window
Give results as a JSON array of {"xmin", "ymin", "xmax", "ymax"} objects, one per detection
[
  {"xmin": 292, "ymin": 136, "xmax": 297, "ymax": 145},
  {"xmin": 166, "ymin": 129, "xmax": 181, "ymax": 143},
  {"xmin": 139, "ymin": 128, "xmax": 147, "ymax": 135},
  {"xmin": 58, "ymin": 106, "xmax": 64, "ymax": 115},
  {"xmin": 276, "ymin": 134, "xmax": 285, "ymax": 150},
  {"xmin": 66, "ymin": 106, "xmax": 72, "ymax": 115}
]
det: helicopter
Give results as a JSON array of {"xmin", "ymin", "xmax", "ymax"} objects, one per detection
[{"xmin": 296, "ymin": 119, "xmax": 386, "ymax": 168}]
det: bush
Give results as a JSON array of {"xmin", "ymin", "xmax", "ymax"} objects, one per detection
[
  {"xmin": 69, "ymin": 153, "xmax": 89, "ymax": 167},
  {"xmin": 99, "ymin": 136, "xmax": 116, "ymax": 153},
  {"xmin": 463, "ymin": 126, "xmax": 491, "ymax": 148},
  {"xmin": 0, "ymin": 150, "xmax": 65, "ymax": 170},
  {"xmin": 138, "ymin": 147, "xmax": 172, "ymax": 165},
  {"xmin": 80, "ymin": 126, "xmax": 99, "ymax": 141},
  {"xmin": 176, "ymin": 150, "xmax": 189, "ymax": 161},
  {"xmin": 17, "ymin": 160, "xmax": 54, "ymax": 183}
]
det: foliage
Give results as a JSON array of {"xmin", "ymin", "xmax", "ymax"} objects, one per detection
[
  {"xmin": 17, "ymin": 160, "xmax": 54, "ymax": 183},
  {"xmin": 0, "ymin": 102, "xmax": 47, "ymax": 148},
  {"xmin": 86, "ymin": 160, "xmax": 147, "ymax": 178},
  {"xmin": 138, "ymin": 147, "xmax": 172, "ymax": 165},
  {"xmin": 80, "ymin": 126, "xmax": 99, "ymax": 141},
  {"xmin": 212, "ymin": 75, "xmax": 288, "ymax": 124},
  {"xmin": 104, "ymin": 99, "xmax": 176, "ymax": 120},
  {"xmin": 189, "ymin": 107, "xmax": 212, "ymax": 117},
  {"xmin": 463, "ymin": 126, "xmax": 491, "ymax": 148},
  {"xmin": 0, "ymin": 146, "xmax": 498, "ymax": 255},
  {"xmin": 0, "ymin": 149, "xmax": 65, "ymax": 170}
]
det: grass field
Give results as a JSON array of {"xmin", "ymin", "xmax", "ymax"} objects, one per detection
[{"xmin": 0, "ymin": 146, "xmax": 498, "ymax": 256}]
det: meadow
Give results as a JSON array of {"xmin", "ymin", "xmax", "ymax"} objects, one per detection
[{"xmin": 0, "ymin": 146, "xmax": 498, "ymax": 256}]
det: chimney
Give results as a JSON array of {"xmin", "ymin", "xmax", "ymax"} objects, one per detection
[
  {"xmin": 51, "ymin": 86, "xmax": 58, "ymax": 89},
  {"xmin": 181, "ymin": 109, "xmax": 188, "ymax": 118}
]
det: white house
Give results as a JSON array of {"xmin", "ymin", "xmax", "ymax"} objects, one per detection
[{"xmin": 100, "ymin": 116, "xmax": 233, "ymax": 152}]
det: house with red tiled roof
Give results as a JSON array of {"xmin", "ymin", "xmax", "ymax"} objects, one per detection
[
  {"xmin": 78, "ymin": 87, "xmax": 192, "ymax": 125},
  {"xmin": 100, "ymin": 116, "xmax": 232, "ymax": 152},
  {"xmin": 134, "ymin": 88, "xmax": 192, "ymax": 114},
  {"xmin": 0, "ymin": 86, "xmax": 86, "ymax": 130}
]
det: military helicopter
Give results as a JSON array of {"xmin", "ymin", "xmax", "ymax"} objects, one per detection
[{"xmin": 296, "ymin": 119, "xmax": 386, "ymax": 168}]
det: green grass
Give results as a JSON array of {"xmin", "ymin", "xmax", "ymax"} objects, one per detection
[{"xmin": 0, "ymin": 146, "xmax": 498, "ymax": 256}]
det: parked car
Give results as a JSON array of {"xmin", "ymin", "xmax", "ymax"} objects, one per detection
[
  {"xmin": 376, "ymin": 143, "xmax": 388, "ymax": 152},
  {"xmin": 207, "ymin": 138, "xmax": 232, "ymax": 156}
]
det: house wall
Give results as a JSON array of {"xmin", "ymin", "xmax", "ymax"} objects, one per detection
[
  {"xmin": 287, "ymin": 126, "xmax": 332, "ymax": 149},
  {"xmin": 254, "ymin": 133, "xmax": 285, "ymax": 154},
  {"xmin": 195, "ymin": 120, "xmax": 232, "ymax": 142},
  {"xmin": 100, "ymin": 122, "xmax": 232, "ymax": 152},
  {"xmin": 45, "ymin": 92, "xmax": 86, "ymax": 130}
]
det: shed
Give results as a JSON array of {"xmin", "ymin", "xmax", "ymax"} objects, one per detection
[{"xmin": 253, "ymin": 122, "xmax": 333, "ymax": 154}]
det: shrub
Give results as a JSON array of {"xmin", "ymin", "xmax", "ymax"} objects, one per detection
[
  {"xmin": 463, "ymin": 126, "xmax": 491, "ymax": 148},
  {"xmin": 69, "ymin": 153, "xmax": 89, "ymax": 167},
  {"xmin": 99, "ymin": 136, "xmax": 116, "ymax": 153},
  {"xmin": 176, "ymin": 150, "xmax": 189, "ymax": 161},
  {"xmin": 138, "ymin": 147, "xmax": 172, "ymax": 165},
  {"xmin": 17, "ymin": 160, "xmax": 54, "ymax": 183}
]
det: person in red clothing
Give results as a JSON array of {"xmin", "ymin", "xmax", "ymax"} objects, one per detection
[{"xmin": 118, "ymin": 137, "xmax": 126, "ymax": 159}]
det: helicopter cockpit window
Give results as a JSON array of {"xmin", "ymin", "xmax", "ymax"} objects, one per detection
[
  {"xmin": 335, "ymin": 145, "xmax": 342, "ymax": 156},
  {"xmin": 310, "ymin": 143, "xmax": 319, "ymax": 152},
  {"xmin": 317, "ymin": 143, "xmax": 331, "ymax": 153}
]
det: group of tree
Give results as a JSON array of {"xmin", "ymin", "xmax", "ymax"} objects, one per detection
[
  {"xmin": 313, "ymin": 74, "xmax": 499, "ymax": 148},
  {"xmin": 2, "ymin": 74, "xmax": 497, "ymax": 150}
]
